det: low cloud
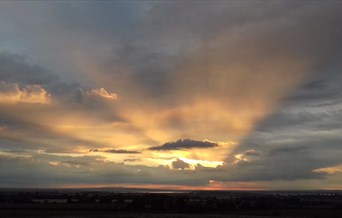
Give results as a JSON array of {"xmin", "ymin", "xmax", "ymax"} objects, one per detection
[
  {"xmin": 86, "ymin": 88, "xmax": 118, "ymax": 101},
  {"xmin": 49, "ymin": 160, "xmax": 89, "ymax": 168},
  {"xmin": 124, "ymin": 158, "xmax": 140, "ymax": 162},
  {"xmin": 89, "ymin": 148, "xmax": 140, "ymax": 154},
  {"xmin": 194, "ymin": 163, "xmax": 218, "ymax": 171},
  {"xmin": 0, "ymin": 52, "xmax": 58, "ymax": 86},
  {"xmin": 0, "ymin": 81, "xmax": 51, "ymax": 104},
  {"xmin": 149, "ymin": 139, "xmax": 218, "ymax": 150},
  {"xmin": 313, "ymin": 164, "xmax": 342, "ymax": 175},
  {"xmin": 233, "ymin": 149, "xmax": 260, "ymax": 165},
  {"xmin": 244, "ymin": 150, "xmax": 260, "ymax": 156},
  {"xmin": 171, "ymin": 159, "xmax": 190, "ymax": 170}
]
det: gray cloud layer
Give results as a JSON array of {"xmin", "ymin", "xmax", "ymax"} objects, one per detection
[{"xmin": 231, "ymin": 61, "xmax": 342, "ymax": 182}]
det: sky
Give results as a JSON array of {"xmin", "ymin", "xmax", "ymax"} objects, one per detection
[{"xmin": 0, "ymin": 1, "xmax": 341, "ymax": 190}]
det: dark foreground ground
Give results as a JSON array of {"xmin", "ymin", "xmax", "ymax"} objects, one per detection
[
  {"xmin": 0, "ymin": 189, "xmax": 341, "ymax": 218},
  {"xmin": 1, "ymin": 209, "xmax": 341, "ymax": 218}
]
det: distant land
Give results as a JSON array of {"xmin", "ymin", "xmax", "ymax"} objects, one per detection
[{"xmin": 0, "ymin": 188, "xmax": 341, "ymax": 218}]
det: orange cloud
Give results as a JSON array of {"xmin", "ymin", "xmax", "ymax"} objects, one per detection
[
  {"xmin": 87, "ymin": 88, "xmax": 118, "ymax": 101},
  {"xmin": 313, "ymin": 164, "xmax": 342, "ymax": 175},
  {"xmin": 0, "ymin": 81, "xmax": 51, "ymax": 104}
]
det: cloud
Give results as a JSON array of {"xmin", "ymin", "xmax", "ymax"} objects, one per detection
[
  {"xmin": 232, "ymin": 149, "xmax": 260, "ymax": 165},
  {"xmin": 313, "ymin": 164, "xmax": 342, "ymax": 175},
  {"xmin": 0, "ymin": 153, "xmax": 209, "ymax": 187},
  {"xmin": 227, "ymin": 57, "xmax": 342, "ymax": 183},
  {"xmin": 225, "ymin": 132, "xmax": 342, "ymax": 181},
  {"xmin": 0, "ymin": 81, "xmax": 51, "ymax": 104},
  {"xmin": 49, "ymin": 160, "xmax": 89, "ymax": 168},
  {"xmin": 86, "ymin": 88, "xmax": 118, "ymax": 101},
  {"xmin": 149, "ymin": 139, "xmax": 218, "ymax": 150},
  {"xmin": 124, "ymin": 158, "xmax": 140, "ymax": 162},
  {"xmin": 89, "ymin": 148, "xmax": 140, "ymax": 154},
  {"xmin": 194, "ymin": 163, "xmax": 217, "ymax": 171},
  {"xmin": 244, "ymin": 150, "xmax": 260, "ymax": 156},
  {"xmin": 87, "ymin": 0, "xmax": 342, "ymax": 147},
  {"xmin": 171, "ymin": 159, "xmax": 190, "ymax": 170},
  {"xmin": 0, "ymin": 52, "xmax": 58, "ymax": 86}
]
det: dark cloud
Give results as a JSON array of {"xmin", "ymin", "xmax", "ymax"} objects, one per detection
[
  {"xmin": 269, "ymin": 146, "xmax": 308, "ymax": 155},
  {"xmin": 0, "ymin": 51, "xmax": 81, "ymax": 102},
  {"xmin": 244, "ymin": 150, "xmax": 260, "ymax": 156},
  {"xmin": 149, "ymin": 139, "xmax": 217, "ymax": 151},
  {"xmin": 230, "ymin": 113, "xmax": 342, "ymax": 182},
  {"xmin": 229, "ymin": 54, "xmax": 342, "ymax": 183},
  {"xmin": 194, "ymin": 164, "xmax": 217, "ymax": 172},
  {"xmin": 0, "ymin": 52, "xmax": 58, "ymax": 86},
  {"xmin": 124, "ymin": 158, "xmax": 140, "ymax": 162},
  {"xmin": 0, "ymin": 51, "xmax": 121, "ymax": 110},
  {"xmin": 171, "ymin": 159, "xmax": 189, "ymax": 170},
  {"xmin": 89, "ymin": 148, "xmax": 141, "ymax": 154},
  {"xmin": 109, "ymin": 1, "xmax": 342, "ymax": 104}
]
